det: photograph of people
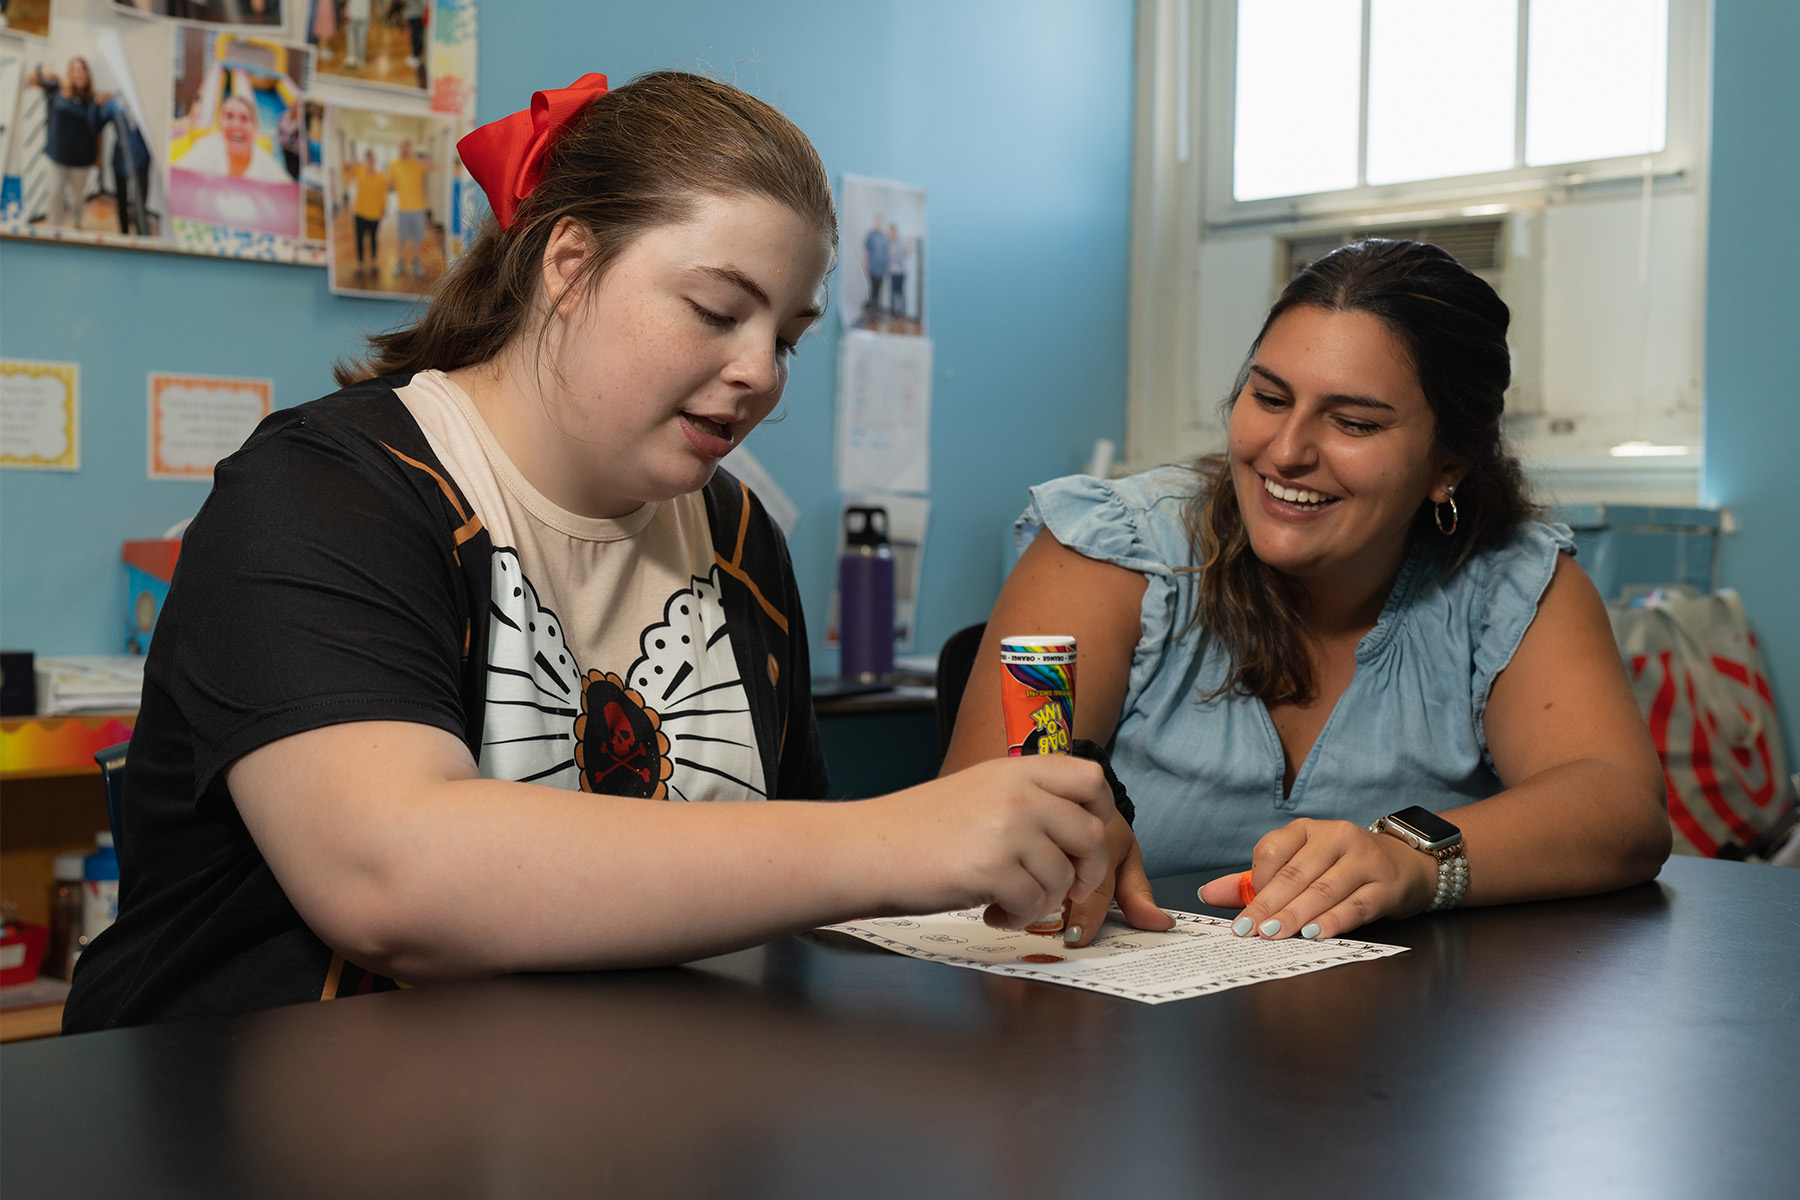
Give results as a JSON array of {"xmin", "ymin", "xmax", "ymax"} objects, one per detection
[
  {"xmin": 167, "ymin": 30, "xmax": 311, "ymax": 238},
  {"xmin": 309, "ymin": 0, "xmax": 429, "ymax": 95},
  {"xmin": 28, "ymin": 57, "xmax": 112, "ymax": 229},
  {"xmin": 942, "ymin": 239, "xmax": 1671, "ymax": 949},
  {"xmin": 300, "ymin": 99, "xmax": 326, "ymax": 240},
  {"xmin": 112, "ymin": 1, "xmax": 283, "ymax": 26},
  {"xmin": 341, "ymin": 0, "xmax": 372, "ymax": 69},
  {"xmin": 861, "ymin": 210, "xmax": 886, "ymax": 324},
  {"xmin": 398, "ymin": 0, "xmax": 427, "ymax": 88},
  {"xmin": 324, "ymin": 103, "xmax": 452, "ymax": 297},
  {"xmin": 178, "ymin": 93, "xmax": 288, "ymax": 181},
  {"xmin": 276, "ymin": 98, "xmax": 302, "ymax": 177},
  {"xmin": 386, "ymin": 135, "xmax": 430, "ymax": 277},
  {"xmin": 1, "ymin": 0, "xmax": 51, "ymax": 39},
  {"xmin": 99, "ymin": 89, "xmax": 157, "ymax": 235},
  {"xmin": 839, "ymin": 174, "xmax": 926, "ymax": 335},
  {"xmin": 0, "ymin": 54, "xmax": 18, "ymax": 221},
  {"xmin": 62, "ymin": 70, "xmax": 1116, "ymax": 1031},
  {"xmin": 345, "ymin": 146, "xmax": 383, "ymax": 280},
  {"xmin": 885, "ymin": 220, "xmax": 914, "ymax": 324}
]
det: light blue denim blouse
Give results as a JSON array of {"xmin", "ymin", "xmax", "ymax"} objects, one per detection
[{"xmin": 1018, "ymin": 466, "xmax": 1576, "ymax": 878}]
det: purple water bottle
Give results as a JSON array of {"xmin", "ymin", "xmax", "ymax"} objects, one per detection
[{"xmin": 839, "ymin": 506, "xmax": 895, "ymax": 682}]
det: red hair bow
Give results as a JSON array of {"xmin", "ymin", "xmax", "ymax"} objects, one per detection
[{"xmin": 457, "ymin": 72, "xmax": 610, "ymax": 230}]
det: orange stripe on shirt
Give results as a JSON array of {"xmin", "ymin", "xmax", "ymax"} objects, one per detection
[
  {"xmin": 320, "ymin": 953, "xmax": 345, "ymax": 1001},
  {"xmin": 715, "ymin": 553, "xmax": 789, "ymax": 635},
  {"xmin": 382, "ymin": 441, "xmax": 484, "ymax": 546}
]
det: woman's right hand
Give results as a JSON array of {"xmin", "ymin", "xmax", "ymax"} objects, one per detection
[
  {"xmin": 933, "ymin": 531, "xmax": 1156, "ymax": 937},
  {"xmin": 868, "ymin": 754, "xmax": 1114, "ymax": 929},
  {"xmin": 1058, "ymin": 813, "xmax": 1173, "ymax": 946}
]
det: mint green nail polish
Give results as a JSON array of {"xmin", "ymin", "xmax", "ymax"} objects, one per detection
[
  {"xmin": 1232, "ymin": 916, "xmax": 1253, "ymax": 936},
  {"xmin": 1063, "ymin": 924, "xmax": 1083, "ymax": 946},
  {"xmin": 1259, "ymin": 918, "xmax": 1282, "ymax": 937},
  {"xmin": 1301, "ymin": 923, "xmax": 1321, "ymax": 939}
]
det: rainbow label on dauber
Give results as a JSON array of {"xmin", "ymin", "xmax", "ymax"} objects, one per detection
[{"xmin": 999, "ymin": 638, "xmax": 1076, "ymax": 758}]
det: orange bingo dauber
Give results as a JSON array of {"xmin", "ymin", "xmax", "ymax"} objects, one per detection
[
  {"xmin": 999, "ymin": 635, "xmax": 1077, "ymax": 935},
  {"xmin": 1237, "ymin": 870, "xmax": 1256, "ymax": 908}
]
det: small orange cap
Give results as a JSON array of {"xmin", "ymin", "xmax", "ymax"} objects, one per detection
[{"xmin": 1237, "ymin": 870, "xmax": 1256, "ymax": 908}]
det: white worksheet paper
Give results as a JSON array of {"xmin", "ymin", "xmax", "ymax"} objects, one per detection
[{"xmin": 822, "ymin": 909, "xmax": 1407, "ymax": 1005}]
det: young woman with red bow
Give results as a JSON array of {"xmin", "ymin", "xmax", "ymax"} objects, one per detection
[{"xmin": 64, "ymin": 72, "xmax": 1116, "ymax": 1031}]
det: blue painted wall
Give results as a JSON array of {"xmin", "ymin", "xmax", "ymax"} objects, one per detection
[
  {"xmin": 0, "ymin": 0, "xmax": 1136, "ymax": 671},
  {"xmin": 1704, "ymin": 0, "xmax": 1800, "ymax": 767}
]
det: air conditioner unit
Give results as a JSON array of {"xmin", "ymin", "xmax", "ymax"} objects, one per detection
[{"xmin": 1276, "ymin": 210, "xmax": 1544, "ymax": 417}]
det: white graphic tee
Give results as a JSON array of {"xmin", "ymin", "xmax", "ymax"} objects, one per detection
[{"xmin": 398, "ymin": 371, "xmax": 766, "ymax": 802}]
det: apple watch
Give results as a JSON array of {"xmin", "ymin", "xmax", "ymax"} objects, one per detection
[{"xmin": 1369, "ymin": 805, "xmax": 1468, "ymax": 912}]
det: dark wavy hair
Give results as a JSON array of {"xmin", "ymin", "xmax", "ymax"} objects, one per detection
[
  {"xmin": 337, "ymin": 71, "xmax": 837, "ymax": 385},
  {"xmin": 1186, "ymin": 238, "xmax": 1538, "ymax": 705}
]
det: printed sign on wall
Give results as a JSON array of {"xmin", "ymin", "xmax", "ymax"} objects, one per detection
[
  {"xmin": 0, "ymin": 359, "xmax": 80, "ymax": 471},
  {"xmin": 148, "ymin": 372, "xmax": 271, "ymax": 479}
]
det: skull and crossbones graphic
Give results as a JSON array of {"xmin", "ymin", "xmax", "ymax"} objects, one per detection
[
  {"xmin": 573, "ymin": 671, "xmax": 669, "ymax": 798},
  {"xmin": 597, "ymin": 701, "xmax": 652, "ymax": 783}
]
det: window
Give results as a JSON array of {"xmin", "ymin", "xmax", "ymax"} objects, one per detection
[
  {"xmin": 1127, "ymin": 0, "xmax": 1710, "ymax": 504},
  {"xmin": 1219, "ymin": 0, "xmax": 1691, "ymax": 220}
]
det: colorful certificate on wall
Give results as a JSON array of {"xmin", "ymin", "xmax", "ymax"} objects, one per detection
[
  {"xmin": 0, "ymin": 359, "xmax": 80, "ymax": 471},
  {"xmin": 147, "ymin": 372, "xmax": 271, "ymax": 479}
]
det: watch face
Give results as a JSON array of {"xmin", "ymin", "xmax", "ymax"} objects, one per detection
[{"xmin": 1386, "ymin": 805, "xmax": 1461, "ymax": 848}]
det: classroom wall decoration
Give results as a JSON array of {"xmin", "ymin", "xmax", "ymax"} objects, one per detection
[
  {"xmin": 113, "ymin": 2, "xmax": 286, "ymax": 28},
  {"xmin": 324, "ymin": 99, "xmax": 452, "ymax": 297},
  {"xmin": 0, "ymin": 358, "xmax": 80, "ymax": 471},
  {"xmin": 166, "ymin": 26, "xmax": 312, "ymax": 243},
  {"xmin": 0, "ymin": 0, "xmax": 475, "ymax": 275},
  {"xmin": 146, "ymin": 371, "xmax": 270, "ymax": 479},
  {"xmin": 839, "ymin": 174, "xmax": 926, "ymax": 337},
  {"xmin": 3, "ymin": 0, "xmax": 52, "ymax": 40}
]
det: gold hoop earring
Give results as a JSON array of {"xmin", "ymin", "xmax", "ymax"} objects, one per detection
[{"xmin": 1434, "ymin": 490, "xmax": 1459, "ymax": 536}]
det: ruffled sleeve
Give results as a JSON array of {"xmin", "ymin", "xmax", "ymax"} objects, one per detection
[
  {"xmin": 1014, "ymin": 466, "xmax": 1203, "ymax": 713},
  {"xmin": 1015, "ymin": 468, "xmax": 1197, "ymax": 575},
  {"xmin": 1469, "ymin": 520, "xmax": 1578, "ymax": 768}
]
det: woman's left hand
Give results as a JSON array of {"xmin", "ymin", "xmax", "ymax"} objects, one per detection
[{"xmin": 1197, "ymin": 818, "xmax": 1438, "ymax": 940}]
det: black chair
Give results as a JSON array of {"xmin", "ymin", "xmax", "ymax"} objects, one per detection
[
  {"xmin": 94, "ymin": 741, "xmax": 129, "ymax": 856},
  {"xmin": 934, "ymin": 622, "xmax": 987, "ymax": 760}
]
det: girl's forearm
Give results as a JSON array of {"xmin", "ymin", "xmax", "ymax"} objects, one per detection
[{"xmin": 303, "ymin": 782, "xmax": 913, "ymax": 981}]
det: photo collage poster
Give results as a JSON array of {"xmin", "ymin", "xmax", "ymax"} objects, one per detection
[{"xmin": 0, "ymin": 0, "xmax": 475, "ymax": 285}]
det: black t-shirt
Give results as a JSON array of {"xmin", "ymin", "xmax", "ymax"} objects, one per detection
[{"xmin": 63, "ymin": 379, "xmax": 827, "ymax": 1031}]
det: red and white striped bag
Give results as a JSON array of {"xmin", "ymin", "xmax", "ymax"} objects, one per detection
[{"xmin": 1608, "ymin": 588, "xmax": 1792, "ymax": 858}]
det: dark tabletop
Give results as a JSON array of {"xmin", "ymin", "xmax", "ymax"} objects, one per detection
[{"xmin": 4, "ymin": 854, "xmax": 1796, "ymax": 1199}]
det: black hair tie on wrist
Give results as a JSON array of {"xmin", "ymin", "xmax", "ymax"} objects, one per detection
[{"xmin": 1069, "ymin": 738, "xmax": 1135, "ymax": 826}]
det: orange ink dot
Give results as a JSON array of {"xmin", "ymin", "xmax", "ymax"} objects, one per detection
[{"xmin": 1019, "ymin": 953, "xmax": 1065, "ymax": 964}]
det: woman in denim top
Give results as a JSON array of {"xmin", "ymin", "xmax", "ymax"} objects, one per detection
[{"xmin": 945, "ymin": 240, "xmax": 1670, "ymax": 947}]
